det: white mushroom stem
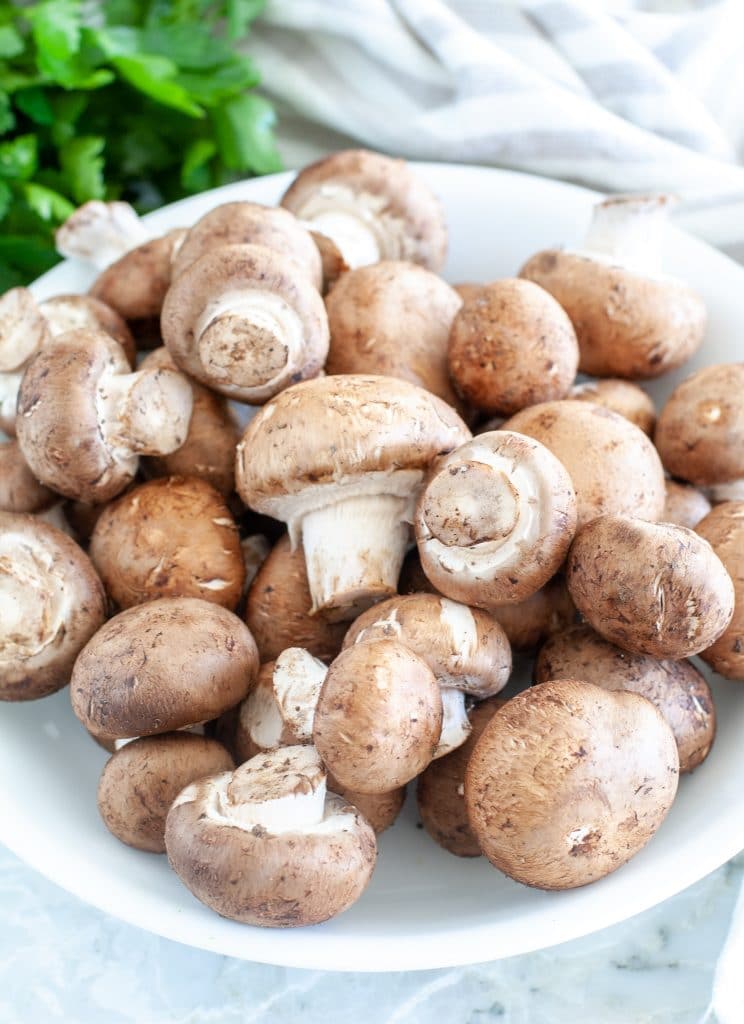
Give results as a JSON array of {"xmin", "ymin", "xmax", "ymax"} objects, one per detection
[
  {"xmin": 273, "ymin": 648, "xmax": 327, "ymax": 742},
  {"xmin": 241, "ymin": 677, "xmax": 285, "ymax": 751},
  {"xmin": 55, "ymin": 200, "xmax": 150, "ymax": 269},
  {"xmin": 0, "ymin": 288, "xmax": 48, "ymax": 372},
  {"xmin": 0, "ymin": 372, "xmax": 22, "ymax": 434},
  {"xmin": 433, "ymin": 688, "xmax": 471, "ymax": 760},
  {"xmin": 301, "ymin": 493, "xmax": 412, "ymax": 620},
  {"xmin": 96, "ymin": 366, "xmax": 193, "ymax": 457},
  {"xmin": 706, "ymin": 479, "xmax": 744, "ymax": 502},
  {"xmin": 583, "ymin": 195, "xmax": 675, "ymax": 275},
  {"xmin": 0, "ymin": 532, "xmax": 67, "ymax": 663}
]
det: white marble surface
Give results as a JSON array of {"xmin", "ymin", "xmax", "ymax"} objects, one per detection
[{"xmin": 0, "ymin": 844, "xmax": 740, "ymax": 1024}]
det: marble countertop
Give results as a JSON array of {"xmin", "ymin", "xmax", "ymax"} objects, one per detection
[{"xmin": 0, "ymin": 844, "xmax": 740, "ymax": 1024}]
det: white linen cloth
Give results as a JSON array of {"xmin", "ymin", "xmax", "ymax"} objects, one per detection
[{"xmin": 249, "ymin": 3, "xmax": 744, "ymax": 1020}]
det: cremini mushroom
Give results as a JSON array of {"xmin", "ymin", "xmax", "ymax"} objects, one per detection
[
  {"xmin": 165, "ymin": 745, "xmax": 377, "ymax": 927},
  {"xmin": 503, "ymin": 400, "xmax": 665, "ymax": 527},
  {"xmin": 0, "ymin": 512, "xmax": 106, "ymax": 700},
  {"xmin": 520, "ymin": 194, "xmax": 706, "ymax": 379},
  {"xmin": 313, "ymin": 638, "xmax": 443, "ymax": 793},
  {"xmin": 447, "ymin": 279, "xmax": 578, "ymax": 417},
  {"xmin": 281, "ymin": 149, "xmax": 447, "ymax": 272},
  {"xmin": 325, "ymin": 261, "xmax": 462, "ymax": 407},
  {"xmin": 326, "ymin": 774, "xmax": 405, "ymax": 835},
  {"xmin": 240, "ymin": 533, "xmax": 271, "ymax": 592},
  {"xmin": 55, "ymin": 199, "xmax": 151, "ymax": 268},
  {"xmin": 0, "ymin": 439, "xmax": 55, "ymax": 513},
  {"xmin": 663, "ymin": 480, "xmax": 712, "ymax": 529},
  {"xmin": 97, "ymin": 733, "xmax": 234, "ymax": 852},
  {"xmin": 89, "ymin": 230, "xmax": 186, "ymax": 326},
  {"xmin": 71, "ymin": 596, "xmax": 258, "ymax": 740},
  {"xmin": 161, "ymin": 244, "xmax": 329, "ymax": 404},
  {"xmin": 236, "ymin": 374, "xmax": 471, "ymax": 621},
  {"xmin": 566, "ymin": 515, "xmax": 735, "ymax": 659},
  {"xmin": 89, "ymin": 476, "xmax": 245, "ymax": 609},
  {"xmin": 465, "ymin": 680, "xmax": 679, "ymax": 889},
  {"xmin": 311, "ymin": 231, "xmax": 348, "ymax": 293},
  {"xmin": 489, "ymin": 577, "xmax": 577, "ymax": 653},
  {"xmin": 16, "ymin": 329, "xmax": 193, "ymax": 503},
  {"xmin": 696, "ymin": 502, "xmax": 744, "ymax": 680},
  {"xmin": 417, "ymin": 697, "xmax": 505, "ymax": 857},
  {"xmin": 569, "ymin": 379, "xmax": 656, "ymax": 436},
  {"xmin": 415, "ymin": 430, "xmax": 577, "ymax": 606},
  {"xmin": 452, "ymin": 283, "xmax": 484, "ymax": 304},
  {"xmin": 535, "ymin": 625, "xmax": 716, "ymax": 772},
  {"xmin": 171, "ymin": 202, "xmax": 322, "ymax": 289}
]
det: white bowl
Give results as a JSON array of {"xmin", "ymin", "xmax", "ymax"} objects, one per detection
[{"xmin": 2, "ymin": 164, "xmax": 743, "ymax": 972}]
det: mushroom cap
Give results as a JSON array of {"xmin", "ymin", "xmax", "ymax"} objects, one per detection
[
  {"xmin": 489, "ymin": 576, "xmax": 577, "ymax": 652},
  {"xmin": 165, "ymin": 746, "xmax": 377, "ymax": 926},
  {"xmin": 535, "ymin": 625, "xmax": 716, "ymax": 773},
  {"xmin": 311, "ymin": 231, "xmax": 349, "ymax": 293},
  {"xmin": 465, "ymin": 680, "xmax": 679, "ymax": 889},
  {"xmin": 90, "ymin": 229, "xmax": 185, "ymax": 321},
  {"xmin": 0, "ymin": 512, "xmax": 106, "ymax": 700},
  {"xmin": 244, "ymin": 534, "xmax": 347, "ymax": 662},
  {"xmin": 325, "ymin": 261, "xmax": 462, "ymax": 407},
  {"xmin": 161, "ymin": 243, "xmax": 329, "ymax": 404},
  {"xmin": 172, "ymin": 202, "xmax": 323, "ymax": 289},
  {"xmin": 447, "ymin": 278, "xmax": 579, "ymax": 416},
  {"xmin": 343, "ymin": 593, "xmax": 511, "ymax": 698},
  {"xmin": 236, "ymin": 374, "xmax": 471, "ymax": 525},
  {"xmin": 313, "ymin": 638, "xmax": 443, "ymax": 794},
  {"xmin": 452, "ymin": 283, "xmax": 484, "ymax": 304},
  {"xmin": 566, "ymin": 514, "xmax": 735, "ymax": 659},
  {"xmin": 503, "ymin": 400, "xmax": 665, "ymax": 527},
  {"xmin": 40, "ymin": 294, "xmax": 136, "ymax": 366},
  {"xmin": 326, "ymin": 774, "xmax": 406, "ymax": 835},
  {"xmin": 415, "ymin": 429, "xmax": 577, "ymax": 606},
  {"xmin": 0, "ymin": 440, "xmax": 55, "ymax": 513},
  {"xmin": 417, "ymin": 696, "xmax": 505, "ymax": 857},
  {"xmin": 0, "ymin": 287, "xmax": 50, "ymax": 372},
  {"xmin": 139, "ymin": 348, "xmax": 239, "ymax": 495},
  {"xmin": 281, "ymin": 149, "xmax": 447, "ymax": 272},
  {"xmin": 97, "ymin": 733, "xmax": 234, "ymax": 852},
  {"xmin": 569, "ymin": 378, "xmax": 656, "ymax": 436},
  {"xmin": 519, "ymin": 249, "xmax": 705, "ymax": 379},
  {"xmin": 654, "ymin": 363, "xmax": 744, "ymax": 486},
  {"xmin": 71, "ymin": 596, "xmax": 258, "ymax": 739},
  {"xmin": 695, "ymin": 501, "xmax": 744, "ymax": 679},
  {"xmin": 663, "ymin": 480, "xmax": 711, "ymax": 529},
  {"xmin": 90, "ymin": 476, "xmax": 245, "ymax": 610}
]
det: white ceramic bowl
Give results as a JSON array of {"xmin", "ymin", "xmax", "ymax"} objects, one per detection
[{"xmin": 2, "ymin": 165, "xmax": 743, "ymax": 972}]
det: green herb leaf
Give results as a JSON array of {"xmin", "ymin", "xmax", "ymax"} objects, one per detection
[
  {"xmin": 29, "ymin": 0, "xmax": 82, "ymax": 79},
  {"xmin": 112, "ymin": 54, "xmax": 205, "ymax": 117},
  {"xmin": 0, "ymin": 135, "xmax": 38, "ymax": 181},
  {"xmin": 60, "ymin": 135, "xmax": 105, "ymax": 202},
  {"xmin": 21, "ymin": 182, "xmax": 75, "ymax": 223},
  {"xmin": 181, "ymin": 137, "xmax": 216, "ymax": 191},
  {"xmin": 0, "ymin": 234, "xmax": 60, "ymax": 276},
  {"xmin": 15, "ymin": 87, "xmax": 55, "ymax": 126},
  {"xmin": 212, "ymin": 92, "xmax": 281, "ymax": 174},
  {"xmin": 0, "ymin": 92, "xmax": 14, "ymax": 135},
  {"xmin": 50, "ymin": 92, "xmax": 89, "ymax": 146},
  {"xmin": 0, "ymin": 24, "xmax": 24, "ymax": 59},
  {"xmin": 226, "ymin": 0, "xmax": 266, "ymax": 39},
  {"xmin": 0, "ymin": 179, "xmax": 12, "ymax": 220}
]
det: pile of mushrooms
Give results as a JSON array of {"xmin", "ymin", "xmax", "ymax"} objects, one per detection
[{"xmin": 1, "ymin": 147, "xmax": 740, "ymax": 929}]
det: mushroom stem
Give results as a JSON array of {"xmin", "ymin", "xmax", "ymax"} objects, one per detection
[
  {"xmin": 297, "ymin": 186, "xmax": 387, "ymax": 268},
  {"xmin": 0, "ymin": 288, "xmax": 48, "ymax": 372},
  {"xmin": 55, "ymin": 200, "xmax": 150, "ymax": 269},
  {"xmin": 96, "ymin": 366, "xmax": 193, "ymax": 457},
  {"xmin": 706, "ymin": 478, "xmax": 744, "ymax": 502},
  {"xmin": 273, "ymin": 647, "xmax": 327, "ymax": 741},
  {"xmin": 0, "ymin": 373, "xmax": 22, "ymax": 435},
  {"xmin": 433, "ymin": 689, "xmax": 471, "ymax": 759},
  {"xmin": 583, "ymin": 195, "xmax": 675, "ymax": 275},
  {"xmin": 301, "ymin": 494, "xmax": 411, "ymax": 621}
]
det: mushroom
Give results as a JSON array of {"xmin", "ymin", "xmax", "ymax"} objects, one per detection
[
  {"xmin": 566, "ymin": 514, "xmax": 735, "ymax": 659},
  {"xmin": 280, "ymin": 149, "xmax": 447, "ymax": 272},
  {"xmin": 0, "ymin": 512, "xmax": 107, "ymax": 700},
  {"xmin": 416, "ymin": 697, "xmax": 505, "ymax": 857},
  {"xmin": 325, "ymin": 775, "xmax": 406, "ymax": 835},
  {"xmin": 324, "ymin": 261, "xmax": 463, "ymax": 407},
  {"xmin": 466, "ymin": 680, "xmax": 679, "ymax": 889},
  {"xmin": 503, "ymin": 400, "xmax": 666, "ymax": 527},
  {"xmin": 16, "ymin": 328, "xmax": 193, "ymax": 503},
  {"xmin": 489, "ymin": 577, "xmax": 577, "ymax": 653},
  {"xmin": 161, "ymin": 244, "xmax": 329, "ymax": 404},
  {"xmin": 452, "ymin": 283, "xmax": 484, "ymax": 304},
  {"xmin": 695, "ymin": 502, "xmax": 744, "ymax": 680},
  {"xmin": 519, "ymin": 195, "xmax": 706, "ymax": 379},
  {"xmin": 97, "ymin": 733, "xmax": 235, "ymax": 852},
  {"xmin": 0, "ymin": 439, "xmax": 55, "ymax": 513},
  {"xmin": 55, "ymin": 199, "xmax": 151, "ymax": 269},
  {"xmin": 313, "ymin": 638, "xmax": 443, "ymax": 793},
  {"xmin": 244, "ymin": 534, "xmax": 347, "ymax": 662},
  {"xmin": 447, "ymin": 279, "xmax": 579, "ymax": 416},
  {"xmin": 71, "ymin": 596, "xmax": 258, "ymax": 740},
  {"xmin": 415, "ymin": 430, "xmax": 577, "ymax": 607},
  {"xmin": 569, "ymin": 379, "xmax": 656, "ymax": 436},
  {"xmin": 535, "ymin": 625, "xmax": 716, "ymax": 772},
  {"xmin": 311, "ymin": 231, "xmax": 349, "ymax": 293},
  {"xmin": 89, "ymin": 476, "xmax": 245, "ymax": 610},
  {"xmin": 663, "ymin": 480, "xmax": 712, "ymax": 529},
  {"xmin": 171, "ymin": 202, "xmax": 322, "ymax": 289},
  {"xmin": 240, "ymin": 533, "xmax": 271, "ymax": 593},
  {"xmin": 235, "ymin": 374, "xmax": 471, "ymax": 621},
  {"xmin": 164, "ymin": 745, "xmax": 377, "ymax": 927},
  {"xmin": 654, "ymin": 364, "xmax": 744, "ymax": 491}
]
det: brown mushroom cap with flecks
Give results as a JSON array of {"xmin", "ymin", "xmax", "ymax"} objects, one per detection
[{"xmin": 696, "ymin": 501, "xmax": 744, "ymax": 680}]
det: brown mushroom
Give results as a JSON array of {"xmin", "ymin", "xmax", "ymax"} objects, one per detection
[
  {"xmin": 503, "ymin": 400, "xmax": 666, "ymax": 527},
  {"xmin": 569, "ymin": 379, "xmax": 656, "ymax": 436},
  {"xmin": 520, "ymin": 195, "xmax": 706, "ymax": 379},
  {"xmin": 566, "ymin": 514, "xmax": 734, "ymax": 659},
  {"xmin": 71, "ymin": 596, "xmax": 258, "ymax": 740},
  {"xmin": 326, "ymin": 774, "xmax": 406, "ymax": 835},
  {"xmin": 97, "ymin": 733, "xmax": 235, "ymax": 852},
  {"xmin": 448, "ymin": 279, "xmax": 579, "ymax": 416},
  {"xmin": 55, "ymin": 199, "xmax": 151, "ymax": 268},
  {"xmin": 89, "ymin": 229, "xmax": 186, "ymax": 325},
  {"xmin": 0, "ymin": 512, "xmax": 106, "ymax": 700},
  {"xmin": 89, "ymin": 476, "xmax": 245, "ymax": 609},
  {"xmin": 695, "ymin": 502, "xmax": 744, "ymax": 679},
  {"xmin": 663, "ymin": 480, "xmax": 712, "ymax": 529},
  {"xmin": 452, "ymin": 283, "xmax": 484, "ymax": 304},
  {"xmin": 281, "ymin": 149, "xmax": 447, "ymax": 272},
  {"xmin": 465, "ymin": 680, "xmax": 679, "ymax": 889},
  {"xmin": 489, "ymin": 577, "xmax": 577, "ymax": 653},
  {"xmin": 311, "ymin": 231, "xmax": 349, "ymax": 293},
  {"xmin": 535, "ymin": 625, "xmax": 716, "ymax": 772},
  {"xmin": 0, "ymin": 439, "xmax": 55, "ymax": 513}
]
